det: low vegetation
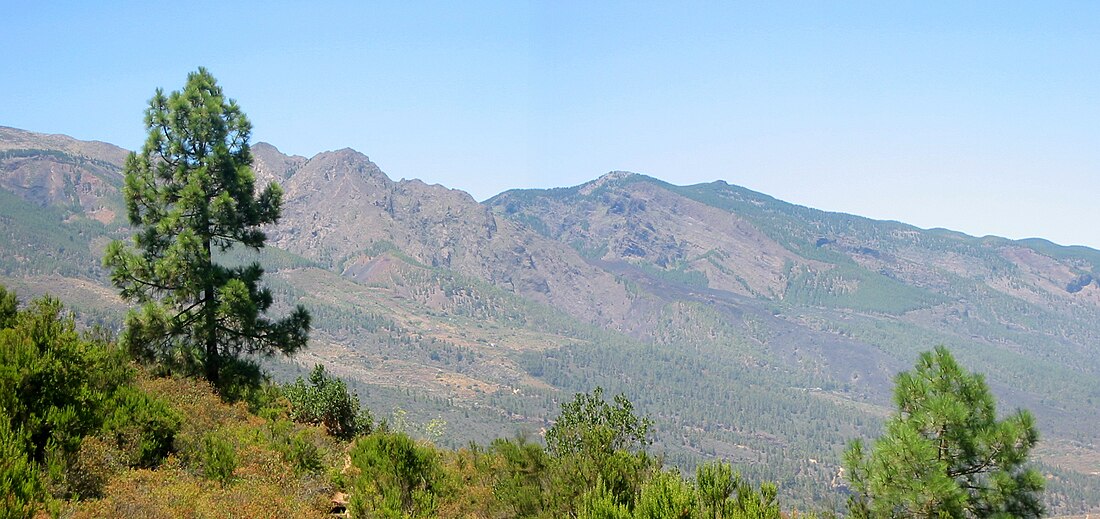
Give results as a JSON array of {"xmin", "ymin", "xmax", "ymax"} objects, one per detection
[{"xmin": 0, "ymin": 282, "xmax": 1049, "ymax": 517}]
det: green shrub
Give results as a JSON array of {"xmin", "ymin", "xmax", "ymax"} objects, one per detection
[
  {"xmin": 201, "ymin": 432, "xmax": 237, "ymax": 486},
  {"xmin": 546, "ymin": 387, "xmax": 656, "ymax": 513},
  {"xmin": 267, "ymin": 420, "xmax": 324, "ymax": 475},
  {"xmin": 284, "ymin": 364, "xmax": 372, "ymax": 440},
  {"xmin": 696, "ymin": 461, "xmax": 737, "ymax": 516},
  {"xmin": 251, "ymin": 382, "xmax": 292, "ymax": 421},
  {"xmin": 66, "ymin": 436, "xmax": 124, "ymax": 500},
  {"xmin": 490, "ymin": 435, "xmax": 552, "ymax": 516},
  {"xmin": 694, "ymin": 461, "xmax": 782, "ymax": 519},
  {"xmin": 101, "ymin": 385, "xmax": 180, "ymax": 468},
  {"xmin": 285, "ymin": 431, "xmax": 323, "ymax": 475},
  {"xmin": 0, "ymin": 285, "xmax": 16, "ymax": 329},
  {"xmin": 546, "ymin": 386, "xmax": 652, "ymax": 459},
  {"xmin": 348, "ymin": 431, "xmax": 447, "ymax": 518},
  {"xmin": 0, "ymin": 417, "xmax": 41, "ymax": 519},
  {"xmin": 635, "ymin": 470, "xmax": 696, "ymax": 519},
  {"xmin": 577, "ymin": 479, "xmax": 632, "ymax": 519},
  {"xmin": 0, "ymin": 286, "xmax": 183, "ymax": 510}
]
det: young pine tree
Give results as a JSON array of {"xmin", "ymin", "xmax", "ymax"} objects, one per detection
[
  {"xmin": 104, "ymin": 68, "xmax": 309, "ymax": 386},
  {"xmin": 844, "ymin": 346, "xmax": 1044, "ymax": 518}
]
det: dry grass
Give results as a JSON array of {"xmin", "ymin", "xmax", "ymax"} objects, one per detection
[{"xmin": 67, "ymin": 375, "xmax": 344, "ymax": 518}]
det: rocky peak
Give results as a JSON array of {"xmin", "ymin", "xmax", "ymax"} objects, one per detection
[
  {"xmin": 578, "ymin": 170, "xmax": 637, "ymax": 196},
  {"xmin": 395, "ymin": 178, "xmax": 479, "ymax": 206},
  {"xmin": 302, "ymin": 149, "xmax": 387, "ymax": 183},
  {"xmin": 250, "ymin": 142, "xmax": 307, "ymax": 188},
  {"xmin": 277, "ymin": 148, "xmax": 392, "ymax": 206}
]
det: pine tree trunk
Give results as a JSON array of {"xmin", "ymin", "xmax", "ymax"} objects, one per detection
[{"xmin": 203, "ymin": 235, "xmax": 219, "ymax": 386}]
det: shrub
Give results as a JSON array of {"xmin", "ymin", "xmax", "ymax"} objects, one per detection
[
  {"xmin": 546, "ymin": 388, "xmax": 656, "ymax": 513},
  {"xmin": 0, "ymin": 417, "xmax": 41, "ymax": 519},
  {"xmin": 201, "ymin": 432, "xmax": 237, "ymax": 486},
  {"xmin": 267, "ymin": 420, "xmax": 324, "ymax": 475},
  {"xmin": 348, "ymin": 431, "xmax": 447, "ymax": 518},
  {"xmin": 577, "ymin": 479, "xmax": 632, "ymax": 519},
  {"xmin": 490, "ymin": 435, "xmax": 552, "ymax": 517},
  {"xmin": 284, "ymin": 364, "xmax": 372, "ymax": 440},
  {"xmin": 545, "ymin": 387, "xmax": 652, "ymax": 459},
  {"xmin": 0, "ymin": 285, "xmax": 16, "ymax": 329},
  {"xmin": 635, "ymin": 470, "xmax": 696, "ymax": 519},
  {"xmin": 67, "ymin": 436, "xmax": 125, "ymax": 500},
  {"xmin": 0, "ymin": 286, "xmax": 181, "ymax": 510},
  {"xmin": 101, "ymin": 385, "xmax": 180, "ymax": 468}
]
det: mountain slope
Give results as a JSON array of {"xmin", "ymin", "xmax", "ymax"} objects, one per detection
[
  {"xmin": 488, "ymin": 172, "xmax": 1100, "ymax": 388},
  {"xmin": 252, "ymin": 146, "xmax": 646, "ymax": 328}
]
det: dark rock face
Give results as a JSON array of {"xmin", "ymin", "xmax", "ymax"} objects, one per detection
[
  {"xmin": 487, "ymin": 174, "xmax": 813, "ymax": 300},
  {"xmin": 855, "ymin": 247, "xmax": 881, "ymax": 258},
  {"xmin": 1067, "ymin": 273, "xmax": 1095, "ymax": 293}
]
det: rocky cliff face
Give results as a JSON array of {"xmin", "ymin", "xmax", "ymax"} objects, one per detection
[
  {"xmin": 6, "ymin": 125, "xmax": 1099, "ymax": 350},
  {"xmin": 490, "ymin": 172, "xmax": 1100, "ymax": 321},
  {"xmin": 253, "ymin": 145, "xmax": 635, "ymax": 326},
  {"xmin": 488, "ymin": 172, "xmax": 1100, "ymax": 421},
  {"xmin": 0, "ymin": 128, "xmax": 639, "ymax": 327}
]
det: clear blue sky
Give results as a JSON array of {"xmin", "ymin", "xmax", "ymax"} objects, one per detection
[{"xmin": 3, "ymin": 2, "xmax": 1098, "ymax": 248}]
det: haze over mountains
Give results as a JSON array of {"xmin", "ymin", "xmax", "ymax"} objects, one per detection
[{"xmin": 2, "ymin": 125, "xmax": 1099, "ymax": 512}]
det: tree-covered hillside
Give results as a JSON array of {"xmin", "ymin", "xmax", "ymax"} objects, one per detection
[{"xmin": 0, "ymin": 284, "xmax": 1058, "ymax": 518}]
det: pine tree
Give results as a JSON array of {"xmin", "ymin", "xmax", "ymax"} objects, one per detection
[
  {"xmin": 546, "ymin": 387, "xmax": 656, "ymax": 513},
  {"xmin": 104, "ymin": 68, "xmax": 309, "ymax": 386},
  {"xmin": 545, "ymin": 386, "xmax": 653, "ymax": 459},
  {"xmin": 844, "ymin": 346, "xmax": 1044, "ymax": 518}
]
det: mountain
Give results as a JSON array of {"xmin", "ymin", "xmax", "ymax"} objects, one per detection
[
  {"xmin": 2, "ymin": 126, "xmax": 1099, "ymax": 513},
  {"xmin": 250, "ymin": 145, "xmax": 635, "ymax": 326}
]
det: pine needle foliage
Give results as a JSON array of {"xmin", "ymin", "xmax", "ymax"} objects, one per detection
[{"xmin": 844, "ymin": 346, "xmax": 1044, "ymax": 518}]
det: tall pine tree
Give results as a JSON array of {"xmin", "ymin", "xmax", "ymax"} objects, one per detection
[{"xmin": 104, "ymin": 68, "xmax": 309, "ymax": 386}]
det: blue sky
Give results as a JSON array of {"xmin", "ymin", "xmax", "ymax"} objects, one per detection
[{"xmin": 3, "ymin": 2, "xmax": 1098, "ymax": 248}]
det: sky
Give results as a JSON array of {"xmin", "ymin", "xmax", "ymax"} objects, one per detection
[{"xmin": 2, "ymin": 2, "xmax": 1098, "ymax": 248}]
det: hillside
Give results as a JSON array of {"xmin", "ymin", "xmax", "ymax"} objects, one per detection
[
  {"xmin": 1, "ymin": 125, "xmax": 1098, "ymax": 513},
  {"xmin": 488, "ymin": 172, "xmax": 1100, "ymax": 422}
]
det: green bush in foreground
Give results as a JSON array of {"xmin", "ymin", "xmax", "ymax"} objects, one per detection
[
  {"xmin": 845, "ymin": 346, "xmax": 1044, "ymax": 518},
  {"xmin": 0, "ymin": 285, "xmax": 180, "ymax": 512},
  {"xmin": 201, "ymin": 432, "xmax": 237, "ymax": 487},
  {"xmin": 0, "ymin": 416, "xmax": 41, "ymax": 519},
  {"xmin": 284, "ymin": 364, "xmax": 373, "ymax": 440},
  {"xmin": 348, "ymin": 430, "xmax": 448, "ymax": 518}
]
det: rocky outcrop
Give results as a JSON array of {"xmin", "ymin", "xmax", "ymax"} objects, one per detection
[{"xmin": 258, "ymin": 146, "xmax": 633, "ymax": 325}]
